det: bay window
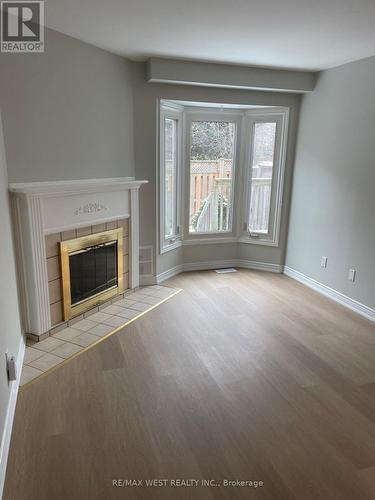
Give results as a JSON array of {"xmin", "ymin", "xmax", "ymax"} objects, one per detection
[{"xmin": 159, "ymin": 101, "xmax": 289, "ymax": 253}]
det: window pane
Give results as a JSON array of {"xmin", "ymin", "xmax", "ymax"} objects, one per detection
[
  {"xmin": 249, "ymin": 122, "xmax": 277, "ymax": 233},
  {"xmin": 164, "ymin": 118, "xmax": 177, "ymax": 238},
  {"xmin": 189, "ymin": 121, "xmax": 235, "ymax": 233}
]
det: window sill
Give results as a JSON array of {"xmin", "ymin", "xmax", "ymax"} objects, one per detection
[
  {"xmin": 182, "ymin": 236, "xmax": 279, "ymax": 247},
  {"xmin": 182, "ymin": 237, "xmax": 238, "ymax": 246},
  {"xmin": 160, "ymin": 235, "xmax": 280, "ymax": 249},
  {"xmin": 160, "ymin": 238, "xmax": 182, "ymax": 254},
  {"xmin": 238, "ymin": 236, "xmax": 279, "ymax": 247}
]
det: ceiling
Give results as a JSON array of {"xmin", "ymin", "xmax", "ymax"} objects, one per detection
[{"xmin": 45, "ymin": 0, "xmax": 375, "ymax": 71}]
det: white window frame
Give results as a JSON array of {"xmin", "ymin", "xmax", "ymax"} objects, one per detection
[
  {"xmin": 183, "ymin": 109, "xmax": 241, "ymax": 243},
  {"xmin": 239, "ymin": 108, "xmax": 289, "ymax": 247},
  {"xmin": 159, "ymin": 102, "xmax": 183, "ymax": 254}
]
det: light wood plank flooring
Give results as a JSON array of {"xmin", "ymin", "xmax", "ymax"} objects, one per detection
[{"xmin": 4, "ymin": 270, "xmax": 375, "ymax": 500}]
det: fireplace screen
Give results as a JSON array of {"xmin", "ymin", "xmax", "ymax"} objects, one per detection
[
  {"xmin": 59, "ymin": 228, "xmax": 124, "ymax": 320},
  {"xmin": 70, "ymin": 241, "xmax": 118, "ymax": 305}
]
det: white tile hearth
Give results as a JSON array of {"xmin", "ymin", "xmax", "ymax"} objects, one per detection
[
  {"xmin": 20, "ymin": 365, "xmax": 43, "ymax": 386},
  {"xmin": 88, "ymin": 311, "xmax": 113, "ymax": 323},
  {"xmin": 137, "ymin": 288, "xmax": 157, "ymax": 296},
  {"xmin": 33, "ymin": 336, "xmax": 65, "ymax": 353},
  {"xmin": 101, "ymin": 315, "xmax": 129, "ymax": 327},
  {"xmin": 88, "ymin": 324, "xmax": 113, "ymax": 337},
  {"xmin": 102, "ymin": 304, "xmax": 126, "ymax": 315},
  {"xmin": 126, "ymin": 302, "xmax": 150, "ymax": 312},
  {"xmin": 116, "ymin": 309, "xmax": 140, "ymax": 320},
  {"xmin": 72, "ymin": 318, "xmax": 98, "ymax": 332},
  {"xmin": 115, "ymin": 298, "xmax": 137, "ymax": 308},
  {"xmin": 70, "ymin": 332, "xmax": 100, "ymax": 348},
  {"xmin": 136, "ymin": 296, "xmax": 162, "ymax": 305},
  {"xmin": 50, "ymin": 342, "xmax": 82, "ymax": 359},
  {"xmin": 29, "ymin": 353, "xmax": 64, "ymax": 372},
  {"xmin": 54, "ymin": 327, "xmax": 84, "ymax": 342},
  {"xmin": 20, "ymin": 285, "xmax": 180, "ymax": 387},
  {"xmin": 24, "ymin": 347, "xmax": 44, "ymax": 365}
]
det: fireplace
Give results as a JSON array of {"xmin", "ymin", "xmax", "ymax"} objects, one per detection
[
  {"xmin": 60, "ymin": 228, "xmax": 123, "ymax": 320},
  {"xmin": 9, "ymin": 177, "xmax": 147, "ymax": 338}
]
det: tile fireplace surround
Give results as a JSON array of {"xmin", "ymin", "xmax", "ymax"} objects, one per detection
[
  {"xmin": 46, "ymin": 220, "xmax": 129, "ymax": 328},
  {"xmin": 9, "ymin": 177, "xmax": 148, "ymax": 340}
]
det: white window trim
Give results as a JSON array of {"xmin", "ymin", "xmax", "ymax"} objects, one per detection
[
  {"xmin": 183, "ymin": 109, "xmax": 242, "ymax": 242},
  {"xmin": 159, "ymin": 102, "xmax": 183, "ymax": 254},
  {"xmin": 239, "ymin": 107, "xmax": 289, "ymax": 247}
]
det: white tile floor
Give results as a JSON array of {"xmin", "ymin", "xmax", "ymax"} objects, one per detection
[{"xmin": 21, "ymin": 285, "xmax": 178, "ymax": 386}]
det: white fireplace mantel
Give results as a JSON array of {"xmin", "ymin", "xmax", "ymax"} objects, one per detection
[{"xmin": 9, "ymin": 177, "xmax": 148, "ymax": 336}]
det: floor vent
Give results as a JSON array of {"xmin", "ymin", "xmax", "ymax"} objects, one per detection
[
  {"xmin": 139, "ymin": 246, "xmax": 153, "ymax": 276},
  {"xmin": 215, "ymin": 268, "xmax": 237, "ymax": 274}
]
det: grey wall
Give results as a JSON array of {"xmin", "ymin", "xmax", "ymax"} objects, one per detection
[
  {"xmin": 0, "ymin": 113, "xmax": 23, "ymax": 492},
  {"xmin": 0, "ymin": 36, "xmax": 301, "ymax": 279},
  {"xmin": 0, "ymin": 28, "xmax": 135, "ymax": 182},
  {"xmin": 0, "ymin": 33, "xmax": 136, "ymax": 486},
  {"xmin": 286, "ymin": 56, "xmax": 375, "ymax": 309},
  {"xmin": 132, "ymin": 62, "xmax": 301, "ymax": 275},
  {"xmin": 0, "ymin": 27, "xmax": 309, "ymax": 286}
]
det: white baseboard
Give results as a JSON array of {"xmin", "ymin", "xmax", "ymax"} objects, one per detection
[
  {"xmin": 156, "ymin": 259, "xmax": 282, "ymax": 284},
  {"xmin": 237, "ymin": 260, "xmax": 283, "ymax": 273},
  {"xmin": 156, "ymin": 265, "xmax": 184, "ymax": 284},
  {"xmin": 182, "ymin": 259, "xmax": 238, "ymax": 273},
  {"xmin": 284, "ymin": 266, "xmax": 375, "ymax": 322},
  {"xmin": 0, "ymin": 334, "xmax": 25, "ymax": 498}
]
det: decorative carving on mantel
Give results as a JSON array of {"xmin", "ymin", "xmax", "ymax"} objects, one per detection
[{"xmin": 74, "ymin": 202, "xmax": 108, "ymax": 216}]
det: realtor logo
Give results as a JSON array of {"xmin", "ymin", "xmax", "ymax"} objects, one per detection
[{"xmin": 1, "ymin": 1, "xmax": 44, "ymax": 52}]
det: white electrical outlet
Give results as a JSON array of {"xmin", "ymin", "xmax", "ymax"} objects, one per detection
[
  {"xmin": 321, "ymin": 256, "xmax": 328, "ymax": 268},
  {"xmin": 348, "ymin": 269, "xmax": 356, "ymax": 282}
]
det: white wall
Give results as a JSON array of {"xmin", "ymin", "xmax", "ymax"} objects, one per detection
[
  {"xmin": 286, "ymin": 55, "xmax": 375, "ymax": 310},
  {"xmin": 0, "ymin": 28, "xmax": 135, "ymax": 182},
  {"xmin": 0, "ymin": 113, "xmax": 23, "ymax": 495},
  {"xmin": 132, "ymin": 62, "xmax": 301, "ymax": 276}
]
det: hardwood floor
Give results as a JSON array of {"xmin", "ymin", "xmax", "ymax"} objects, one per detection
[{"xmin": 4, "ymin": 270, "xmax": 375, "ymax": 500}]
